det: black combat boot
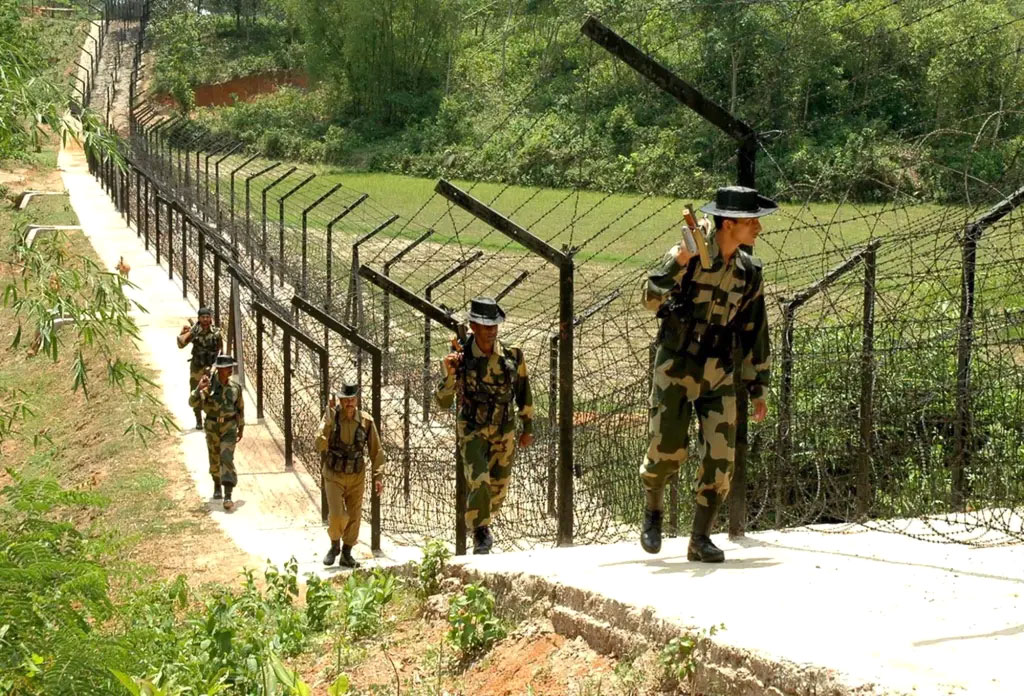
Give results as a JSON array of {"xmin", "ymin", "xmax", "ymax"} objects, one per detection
[
  {"xmin": 212, "ymin": 477, "xmax": 223, "ymax": 500},
  {"xmin": 194, "ymin": 408, "xmax": 203, "ymax": 430},
  {"xmin": 473, "ymin": 526, "xmax": 493, "ymax": 555},
  {"xmin": 223, "ymin": 485, "xmax": 235, "ymax": 511},
  {"xmin": 339, "ymin": 544, "xmax": 360, "ymax": 568},
  {"xmin": 323, "ymin": 540, "xmax": 341, "ymax": 566},
  {"xmin": 640, "ymin": 488, "xmax": 664, "ymax": 554},
  {"xmin": 687, "ymin": 492, "xmax": 724, "ymax": 563}
]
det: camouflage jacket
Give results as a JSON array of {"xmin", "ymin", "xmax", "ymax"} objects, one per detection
[
  {"xmin": 642, "ymin": 232, "xmax": 771, "ymax": 400},
  {"xmin": 189, "ymin": 377, "xmax": 245, "ymax": 433},
  {"xmin": 435, "ymin": 337, "xmax": 534, "ymax": 436},
  {"xmin": 177, "ymin": 325, "xmax": 223, "ymax": 370},
  {"xmin": 315, "ymin": 407, "xmax": 385, "ymax": 481}
]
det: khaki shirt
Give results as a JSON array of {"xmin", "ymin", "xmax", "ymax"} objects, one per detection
[{"xmin": 315, "ymin": 407, "xmax": 385, "ymax": 482}]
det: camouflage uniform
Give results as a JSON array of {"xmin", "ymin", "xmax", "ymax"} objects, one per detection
[
  {"xmin": 641, "ymin": 231, "xmax": 770, "ymax": 501},
  {"xmin": 189, "ymin": 373, "xmax": 244, "ymax": 492},
  {"xmin": 435, "ymin": 337, "xmax": 534, "ymax": 541},
  {"xmin": 315, "ymin": 405, "xmax": 385, "ymax": 558},
  {"xmin": 177, "ymin": 320, "xmax": 222, "ymax": 428}
]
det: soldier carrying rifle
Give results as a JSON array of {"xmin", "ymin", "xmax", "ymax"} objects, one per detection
[
  {"xmin": 640, "ymin": 186, "xmax": 774, "ymax": 563},
  {"xmin": 177, "ymin": 307, "xmax": 223, "ymax": 430}
]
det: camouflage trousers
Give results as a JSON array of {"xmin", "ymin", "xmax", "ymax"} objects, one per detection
[
  {"xmin": 640, "ymin": 348, "xmax": 737, "ymax": 509},
  {"xmin": 190, "ymin": 367, "xmax": 206, "ymax": 412},
  {"xmin": 459, "ymin": 422, "xmax": 516, "ymax": 529},
  {"xmin": 204, "ymin": 418, "xmax": 238, "ymax": 486},
  {"xmin": 322, "ymin": 465, "xmax": 365, "ymax": 546}
]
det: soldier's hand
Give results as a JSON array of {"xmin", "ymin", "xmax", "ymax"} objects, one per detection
[
  {"xmin": 751, "ymin": 398, "xmax": 767, "ymax": 423},
  {"xmin": 374, "ymin": 479, "xmax": 383, "ymax": 496},
  {"xmin": 198, "ymin": 374, "xmax": 211, "ymax": 392},
  {"xmin": 674, "ymin": 241, "xmax": 694, "ymax": 266},
  {"xmin": 519, "ymin": 432, "xmax": 535, "ymax": 449},
  {"xmin": 181, "ymin": 324, "xmax": 192, "ymax": 335},
  {"xmin": 442, "ymin": 352, "xmax": 460, "ymax": 377},
  {"xmin": 236, "ymin": 427, "xmax": 244, "ymax": 442}
]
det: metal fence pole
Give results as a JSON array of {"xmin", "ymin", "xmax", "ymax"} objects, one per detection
[
  {"xmin": 776, "ymin": 302, "xmax": 795, "ymax": 526},
  {"xmin": 857, "ymin": 245, "xmax": 877, "ymax": 517}
]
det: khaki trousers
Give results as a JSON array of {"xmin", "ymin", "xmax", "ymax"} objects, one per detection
[{"xmin": 323, "ymin": 465, "xmax": 365, "ymax": 546}]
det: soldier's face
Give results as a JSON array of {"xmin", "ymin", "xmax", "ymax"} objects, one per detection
[
  {"xmin": 726, "ymin": 217, "xmax": 762, "ymax": 247},
  {"xmin": 339, "ymin": 397, "xmax": 357, "ymax": 419},
  {"xmin": 216, "ymin": 366, "xmax": 232, "ymax": 384},
  {"xmin": 199, "ymin": 314, "xmax": 212, "ymax": 329},
  {"xmin": 471, "ymin": 322, "xmax": 498, "ymax": 351}
]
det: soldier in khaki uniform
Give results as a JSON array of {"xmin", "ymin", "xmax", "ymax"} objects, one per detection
[
  {"xmin": 189, "ymin": 354, "xmax": 245, "ymax": 507},
  {"xmin": 177, "ymin": 307, "xmax": 223, "ymax": 430},
  {"xmin": 436, "ymin": 297, "xmax": 534, "ymax": 555},
  {"xmin": 316, "ymin": 382, "xmax": 385, "ymax": 568},
  {"xmin": 641, "ymin": 186, "xmax": 774, "ymax": 563}
]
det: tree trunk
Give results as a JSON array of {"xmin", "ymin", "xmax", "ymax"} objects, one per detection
[{"xmin": 730, "ymin": 48, "xmax": 739, "ymax": 114}]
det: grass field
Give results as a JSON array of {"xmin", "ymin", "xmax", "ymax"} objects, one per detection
[{"xmin": 184, "ymin": 152, "xmax": 970, "ymax": 281}]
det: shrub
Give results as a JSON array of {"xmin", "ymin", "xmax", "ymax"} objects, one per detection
[
  {"xmin": 417, "ymin": 538, "xmax": 452, "ymax": 597},
  {"xmin": 447, "ymin": 584, "xmax": 505, "ymax": 655}
]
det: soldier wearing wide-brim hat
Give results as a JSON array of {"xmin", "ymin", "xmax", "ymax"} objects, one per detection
[
  {"xmin": 177, "ymin": 306, "xmax": 223, "ymax": 433},
  {"xmin": 315, "ymin": 380, "xmax": 385, "ymax": 568},
  {"xmin": 640, "ymin": 186, "xmax": 776, "ymax": 563},
  {"xmin": 435, "ymin": 297, "xmax": 534, "ymax": 555},
  {"xmin": 189, "ymin": 354, "xmax": 244, "ymax": 509}
]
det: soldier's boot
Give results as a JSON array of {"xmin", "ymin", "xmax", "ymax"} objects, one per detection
[
  {"xmin": 323, "ymin": 540, "xmax": 341, "ymax": 566},
  {"xmin": 640, "ymin": 488, "xmax": 664, "ymax": 554},
  {"xmin": 212, "ymin": 477, "xmax": 223, "ymax": 500},
  {"xmin": 472, "ymin": 526, "xmax": 493, "ymax": 555},
  {"xmin": 339, "ymin": 544, "xmax": 360, "ymax": 569},
  {"xmin": 193, "ymin": 408, "xmax": 203, "ymax": 431},
  {"xmin": 223, "ymin": 485, "xmax": 235, "ymax": 512},
  {"xmin": 687, "ymin": 492, "xmax": 724, "ymax": 563}
]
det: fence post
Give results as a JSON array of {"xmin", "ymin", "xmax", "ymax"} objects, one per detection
[
  {"xmin": 256, "ymin": 309, "xmax": 264, "ymax": 420},
  {"xmin": 776, "ymin": 301, "xmax": 795, "ymax": 526},
  {"xmin": 166, "ymin": 200, "xmax": 173, "ymax": 280},
  {"xmin": 277, "ymin": 174, "xmax": 316, "ymax": 286},
  {"xmin": 557, "ymin": 257, "xmax": 575, "ymax": 545},
  {"xmin": 154, "ymin": 195, "xmax": 162, "ymax": 264},
  {"xmin": 180, "ymin": 213, "xmax": 188, "ymax": 299},
  {"xmin": 547, "ymin": 334, "xmax": 558, "ymax": 517},
  {"xmin": 283, "ymin": 328, "xmax": 293, "ymax": 468},
  {"xmin": 857, "ymin": 245, "xmax": 877, "ymax": 517},
  {"xmin": 198, "ymin": 227, "xmax": 206, "ymax": 309},
  {"xmin": 403, "ymin": 376, "xmax": 411, "ymax": 504},
  {"xmin": 301, "ymin": 183, "xmax": 343, "ymax": 295}
]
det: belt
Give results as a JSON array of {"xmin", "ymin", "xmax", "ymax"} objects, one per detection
[{"xmin": 213, "ymin": 416, "xmax": 238, "ymax": 423}]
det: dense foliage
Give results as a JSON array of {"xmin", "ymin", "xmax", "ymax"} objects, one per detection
[
  {"xmin": 0, "ymin": 1, "xmax": 116, "ymax": 161},
  {"xmin": 151, "ymin": 0, "xmax": 1024, "ymax": 202}
]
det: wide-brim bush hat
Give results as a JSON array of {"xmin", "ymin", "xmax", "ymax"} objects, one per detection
[
  {"xmin": 699, "ymin": 186, "xmax": 778, "ymax": 218},
  {"xmin": 466, "ymin": 297, "xmax": 505, "ymax": 326},
  {"xmin": 214, "ymin": 354, "xmax": 238, "ymax": 369},
  {"xmin": 335, "ymin": 381, "xmax": 359, "ymax": 399}
]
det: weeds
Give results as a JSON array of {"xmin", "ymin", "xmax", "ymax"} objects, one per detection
[
  {"xmin": 341, "ymin": 568, "xmax": 396, "ymax": 638},
  {"xmin": 416, "ymin": 538, "xmax": 451, "ymax": 598},
  {"xmin": 446, "ymin": 584, "xmax": 506, "ymax": 656},
  {"xmin": 659, "ymin": 624, "xmax": 724, "ymax": 689}
]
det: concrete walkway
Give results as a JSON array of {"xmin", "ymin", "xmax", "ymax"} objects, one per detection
[
  {"xmin": 59, "ymin": 146, "xmax": 418, "ymax": 579},
  {"xmin": 456, "ymin": 523, "xmax": 1024, "ymax": 696},
  {"xmin": 60, "ymin": 144, "xmax": 1024, "ymax": 695}
]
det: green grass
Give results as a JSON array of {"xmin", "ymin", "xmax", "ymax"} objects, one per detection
[{"xmin": 191, "ymin": 154, "xmax": 960, "ymax": 277}]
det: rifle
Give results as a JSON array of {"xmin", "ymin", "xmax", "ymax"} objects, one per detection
[{"xmin": 683, "ymin": 204, "xmax": 712, "ymax": 270}]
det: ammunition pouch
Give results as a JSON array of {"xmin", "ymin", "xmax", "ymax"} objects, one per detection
[
  {"xmin": 658, "ymin": 307, "xmax": 734, "ymax": 363},
  {"xmin": 327, "ymin": 418, "xmax": 368, "ymax": 474},
  {"xmin": 461, "ymin": 388, "xmax": 515, "ymax": 429},
  {"xmin": 459, "ymin": 347, "xmax": 517, "ymax": 429},
  {"xmin": 327, "ymin": 448, "xmax": 364, "ymax": 474}
]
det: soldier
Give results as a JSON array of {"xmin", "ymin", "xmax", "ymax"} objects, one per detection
[
  {"xmin": 435, "ymin": 297, "xmax": 534, "ymax": 555},
  {"xmin": 189, "ymin": 354, "xmax": 245, "ymax": 507},
  {"xmin": 640, "ymin": 186, "xmax": 774, "ymax": 563},
  {"xmin": 177, "ymin": 307, "xmax": 223, "ymax": 430},
  {"xmin": 315, "ymin": 382, "xmax": 385, "ymax": 568}
]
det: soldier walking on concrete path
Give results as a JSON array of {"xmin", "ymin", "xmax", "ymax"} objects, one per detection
[
  {"xmin": 316, "ymin": 382, "xmax": 385, "ymax": 568},
  {"xmin": 189, "ymin": 354, "xmax": 245, "ymax": 507},
  {"xmin": 435, "ymin": 297, "xmax": 534, "ymax": 555},
  {"xmin": 177, "ymin": 307, "xmax": 223, "ymax": 430},
  {"xmin": 640, "ymin": 186, "xmax": 774, "ymax": 563}
]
